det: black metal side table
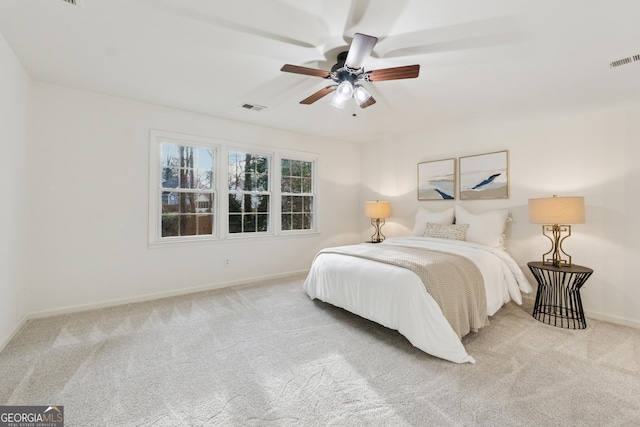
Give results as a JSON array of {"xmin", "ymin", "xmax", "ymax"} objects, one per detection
[{"xmin": 527, "ymin": 261, "xmax": 593, "ymax": 329}]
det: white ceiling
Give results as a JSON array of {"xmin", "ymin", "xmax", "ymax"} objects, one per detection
[{"xmin": 1, "ymin": 0, "xmax": 639, "ymax": 143}]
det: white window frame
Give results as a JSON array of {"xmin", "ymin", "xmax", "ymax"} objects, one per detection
[
  {"xmin": 149, "ymin": 130, "xmax": 220, "ymax": 246},
  {"xmin": 149, "ymin": 130, "xmax": 320, "ymax": 246},
  {"xmin": 278, "ymin": 153, "xmax": 318, "ymax": 234}
]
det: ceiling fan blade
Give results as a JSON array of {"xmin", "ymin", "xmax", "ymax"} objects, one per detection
[
  {"xmin": 300, "ymin": 86, "xmax": 337, "ymax": 104},
  {"xmin": 143, "ymin": 0, "xmax": 325, "ymax": 50},
  {"xmin": 345, "ymin": 33, "xmax": 378, "ymax": 69},
  {"xmin": 372, "ymin": 16, "xmax": 524, "ymax": 59},
  {"xmin": 281, "ymin": 64, "xmax": 331, "ymax": 79},
  {"xmin": 364, "ymin": 65, "xmax": 420, "ymax": 82},
  {"xmin": 359, "ymin": 96, "xmax": 376, "ymax": 109},
  {"xmin": 343, "ymin": 0, "xmax": 409, "ymax": 45}
]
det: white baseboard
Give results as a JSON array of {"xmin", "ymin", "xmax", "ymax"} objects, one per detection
[
  {"xmin": 0, "ymin": 316, "xmax": 28, "ymax": 353},
  {"xmin": 519, "ymin": 292, "xmax": 640, "ymax": 329},
  {"xmin": 28, "ymin": 270, "xmax": 309, "ymax": 320},
  {"xmin": 582, "ymin": 309, "xmax": 640, "ymax": 329}
]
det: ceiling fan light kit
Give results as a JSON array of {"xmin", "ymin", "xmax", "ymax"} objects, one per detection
[
  {"xmin": 330, "ymin": 93, "xmax": 348, "ymax": 109},
  {"xmin": 353, "ymin": 85, "xmax": 372, "ymax": 105},
  {"xmin": 336, "ymin": 80, "xmax": 354, "ymax": 99},
  {"xmin": 281, "ymin": 33, "xmax": 420, "ymax": 110}
]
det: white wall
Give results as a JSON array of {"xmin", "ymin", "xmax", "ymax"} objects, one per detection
[
  {"xmin": 5, "ymin": 50, "xmax": 638, "ymax": 344},
  {"xmin": 361, "ymin": 101, "xmax": 640, "ymax": 328},
  {"xmin": 28, "ymin": 83, "xmax": 361, "ymax": 316},
  {"xmin": 0, "ymin": 33, "xmax": 31, "ymax": 347}
]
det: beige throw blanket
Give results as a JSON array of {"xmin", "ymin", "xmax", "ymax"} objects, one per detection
[{"xmin": 318, "ymin": 243, "xmax": 488, "ymax": 338}]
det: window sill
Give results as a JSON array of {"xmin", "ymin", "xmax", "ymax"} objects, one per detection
[{"xmin": 148, "ymin": 230, "xmax": 320, "ymax": 249}]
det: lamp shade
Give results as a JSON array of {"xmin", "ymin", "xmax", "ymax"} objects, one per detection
[
  {"xmin": 365, "ymin": 201, "xmax": 391, "ymax": 219},
  {"xmin": 529, "ymin": 195, "xmax": 585, "ymax": 224}
]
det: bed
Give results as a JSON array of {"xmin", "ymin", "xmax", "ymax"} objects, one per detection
[{"xmin": 303, "ymin": 206, "xmax": 533, "ymax": 364}]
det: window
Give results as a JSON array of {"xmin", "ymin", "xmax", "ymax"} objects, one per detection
[
  {"xmin": 150, "ymin": 130, "xmax": 317, "ymax": 244},
  {"xmin": 281, "ymin": 158, "xmax": 315, "ymax": 231},
  {"xmin": 149, "ymin": 130, "xmax": 218, "ymax": 244},
  {"xmin": 228, "ymin": 151, "xmax": 270, "ymax": 234},
  {"xmin": 161, "ymin": 143, "xmax": 216, "ymax": 237}
]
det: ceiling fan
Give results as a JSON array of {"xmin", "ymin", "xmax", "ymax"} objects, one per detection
[{"xmin": 280, "ymin": 33, "xmax": 420, "ymax": 109}]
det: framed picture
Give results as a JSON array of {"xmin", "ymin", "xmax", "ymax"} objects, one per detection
[
  {"xmin": 459, "ymin": 150, "xmax": 509, "ymax": 200},
  {"xmin": 417, "ymin": 158, "xmax": 456, "ymax": 200}
]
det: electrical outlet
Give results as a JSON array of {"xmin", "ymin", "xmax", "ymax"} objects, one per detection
[{"xmin": 224, "ymin": 258, "xmax": 231, "ymax": 267}]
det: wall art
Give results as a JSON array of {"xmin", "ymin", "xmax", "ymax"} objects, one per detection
[
  {"xmin": 459, "ymin": 150, "xmax": 509, "ymax": 200},
  {"xmin": 417, "ymin": 158, "xmax": 456, "ymax": 200}
]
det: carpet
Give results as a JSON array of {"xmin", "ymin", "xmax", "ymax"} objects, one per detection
[{"xmin": 1, "ymin": 274, "xmax": 639, "ymax": 426}]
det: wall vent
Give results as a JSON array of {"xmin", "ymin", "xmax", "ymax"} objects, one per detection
[
  {"xmin": 241, "ymin": 103, "xmax": 267, "ymax": 112},
  {"xmin": 610, "ymin": 54, "xmax": 640, "ymax": 68}
]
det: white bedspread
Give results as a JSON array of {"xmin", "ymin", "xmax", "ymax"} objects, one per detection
[{"xmin": 303, "ymin": 236, "xmax": 532, "ymax": 364}]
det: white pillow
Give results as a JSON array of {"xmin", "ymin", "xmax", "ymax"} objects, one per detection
[
  {"xmin": 454, "ymin": 205, "xmax": 508, "ymax": 248},
  {"xmin": 423, "ymin": 223, "xmax": 469, "ymax": 241},
  {"xmin": 411, "ymin": 207, "xmax": 455, "ymax": 236}
]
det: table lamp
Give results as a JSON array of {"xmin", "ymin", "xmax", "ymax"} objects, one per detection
[
  {"xmin": 528, "ymin": 195, "xmax": 585, "ymax": 267},
  {"xmin": 365, "ymin": 201, "xmax": 391, "ymax": 243}
]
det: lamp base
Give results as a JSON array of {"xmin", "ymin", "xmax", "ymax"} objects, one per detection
[
  {"xmin": 543, "ymin": 259, "xmax": 572, "ymax": 267},
  {"xmin": 370, "ymin": 218, "xmax": 386, "ymax": 243},
  {"xmin": 541, "ymin": 224, "xmax": 574, "ymax": 267}
]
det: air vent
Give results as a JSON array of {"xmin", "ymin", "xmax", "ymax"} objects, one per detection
[
  {"xmin": 241, "ymin": 103, "xmax": 267, "ymax": 112},
  {"xmin": 61, "ymin": 0, "xmax": 80, "ymax": 5},
  {"xmin": 610, "ymin": 54, "xmax": 640, "ymax": 69}
]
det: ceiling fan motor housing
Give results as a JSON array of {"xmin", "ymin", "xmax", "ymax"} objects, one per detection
[
  {"xmin": 331, "ymin": 51, "xmax": 362, "ymax": 84},
  {"xmin": 331, "ymin": 51, "xmax": 349, "ymax": 72}
]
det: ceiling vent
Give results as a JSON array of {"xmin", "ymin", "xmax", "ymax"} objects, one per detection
[
  {"xmin": 241, "ymin": 103, "xmax": 267, "ymax": 112},
  {"xmin": 610, "ymin": 54, "xmax": 640, "ymax": 69},
  {"xmin": 61, "ymin": 0, "xmax": 80, "ymax": 5}
]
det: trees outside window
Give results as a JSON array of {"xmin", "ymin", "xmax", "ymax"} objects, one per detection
[
  {"xmin": 228, "ymin": 151, "xmax": 270, "ymax": 234},
  {"xmin": 161, "ymin": 144, "xmax": 216, "ymax": 238},
  {"xmin": 281, "ymin": 158, "xmax": 314, "ymax": 231}
]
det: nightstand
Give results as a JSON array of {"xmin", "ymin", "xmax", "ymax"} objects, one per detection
[{"xmin": 527, "ymin": 261, "xmax": 593, "ymax": 329}]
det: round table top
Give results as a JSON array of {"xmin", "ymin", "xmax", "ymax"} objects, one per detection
[{"xmin": 527, "ymin": 261, "xmax": 593, "ymax": 274}]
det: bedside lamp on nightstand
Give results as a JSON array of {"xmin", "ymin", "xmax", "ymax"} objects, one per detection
[
  {"xmin": 365, "ymin": 200, "xmax": 391, "ymax": 243},
  {"xmin": 528, "ymin": 194, "xmax": 585, "ymax": 267},
  {"xmin": 528, "ymin": 195, "xmax": 592, "ymax": 329}
]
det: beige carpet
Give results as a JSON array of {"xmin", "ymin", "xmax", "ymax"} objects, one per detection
[{"xmin": 1, "ymin": 274, "xmax": 639, "ymax": 426}]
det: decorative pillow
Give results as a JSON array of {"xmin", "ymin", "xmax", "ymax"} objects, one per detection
[
  {"xmin": 454, "ymin": 205, "xmax": 508, "ymax": 248},
  {"xmin": 411, "ymin": 207, "xmax": 455, "ymax": 236},
  {"xmin": 423, "ymin": 223, "xmax": 469, "ymax": 241}
]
